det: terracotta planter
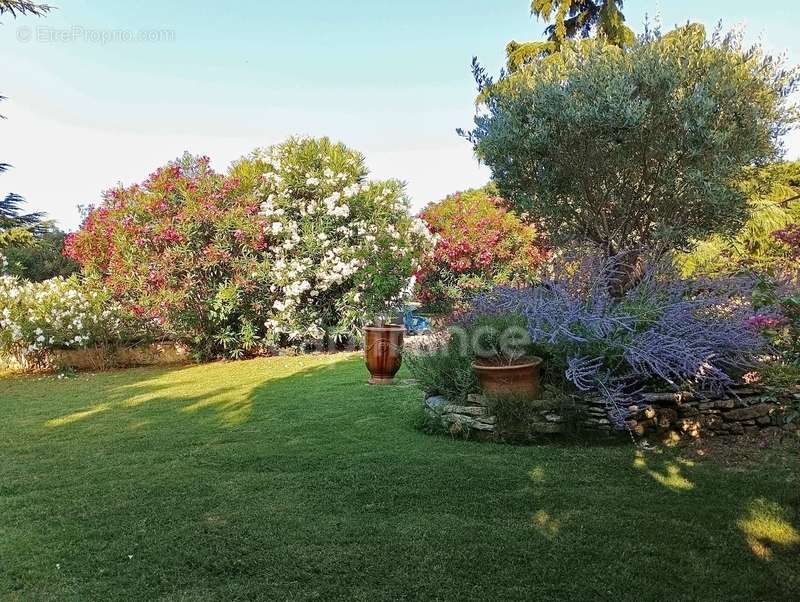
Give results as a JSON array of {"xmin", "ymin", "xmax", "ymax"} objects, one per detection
[
  {"xmin": 472, "ymin": 357, "xmax": 543, "ymax": 399},
  {"xmin": 364, "ymin": 325, "xmax": 404, "ymax": 384}
]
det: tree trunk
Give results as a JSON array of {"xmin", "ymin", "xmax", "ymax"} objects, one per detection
[{"xmin": 606, "ymin": 249, "xmax": 645, "ymax": 298}]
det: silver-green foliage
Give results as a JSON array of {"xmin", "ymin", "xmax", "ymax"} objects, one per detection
[{"xmin": 466, "ymin": 24, "xmax": 799, "ymax": 257}]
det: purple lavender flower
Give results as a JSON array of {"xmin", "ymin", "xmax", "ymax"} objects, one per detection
[{"xmin": 466, "ymin": 254, "xmax": 769, "ymax": 431}]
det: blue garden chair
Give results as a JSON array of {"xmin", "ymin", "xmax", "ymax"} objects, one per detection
[{"xmin": 403, "ymin": 306, "xmax": 429, "ymax": 335}]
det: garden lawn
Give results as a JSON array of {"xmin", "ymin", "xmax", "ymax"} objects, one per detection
[{"xmin": 1, "ymin": 354, "xmax": 798, "ymax": 601}]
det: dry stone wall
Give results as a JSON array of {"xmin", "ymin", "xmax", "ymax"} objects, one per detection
[{"xmin": 425, "ymin": 385, "xmax": 799, "ymax": 441}]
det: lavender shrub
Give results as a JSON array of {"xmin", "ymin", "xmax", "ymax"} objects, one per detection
[{"xmin": 464, "ymin": 256, "xmax": 768, "ymax": 429}]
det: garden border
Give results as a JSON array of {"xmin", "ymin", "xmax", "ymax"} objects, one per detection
[{"xmin": 425, "ymin": 385, "xmax": 799, "ymax": 441}]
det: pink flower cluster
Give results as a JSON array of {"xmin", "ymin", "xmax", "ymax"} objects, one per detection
[
  {"xmin": 746, "ymin": 314, "xmax": 786, "ymax": 330},
  {"xmin": 416, "ymin": 190, "xmax": 548, "ymax": 309},
  {"xmin": 773, "ymin": 224, "xmax": 800, "ymax": 257}
]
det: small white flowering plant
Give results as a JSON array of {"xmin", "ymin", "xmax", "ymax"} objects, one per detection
[
  {"xmin": 0, "ymin": 275, "xmax": 141, "ymax": 367},
  {"xmin": 232, "ymin": 137, "xmax": 435, "ymax": 345}
]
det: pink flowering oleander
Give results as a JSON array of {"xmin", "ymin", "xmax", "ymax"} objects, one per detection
[{"xmin": 64, "ymin": 139, "xmax": 435, "ymax": 358}]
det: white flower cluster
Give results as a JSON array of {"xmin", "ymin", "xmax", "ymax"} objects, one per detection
[
  {"xmin": 0, "ymin": 275, "xmax": 124, "ymax": 360},
  {"xmin": 252, "ymin": 139, "xmax": 436, "ymax": 342}
]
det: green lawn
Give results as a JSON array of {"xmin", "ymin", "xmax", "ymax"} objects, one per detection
[{"xmin": 1, "ymin": 354, "xmax": 798, "ymax": 601}]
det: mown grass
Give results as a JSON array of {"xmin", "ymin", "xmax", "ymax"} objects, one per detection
[{"xmin": 1, "ymin": 354, "xmax": 798, "ymax": 601}]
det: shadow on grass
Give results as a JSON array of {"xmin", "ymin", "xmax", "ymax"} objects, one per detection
[
  {"xmin": 525, "ymin": 448, "xmax": 798, "ymax": 600},
  {"xmin": 16, "ymin": 354, "xmax": 800, "ymax": 598},
  {"xmin": 39, "ymin": 354, "xmax": 387, "ymax": 433},
  {"xmin": 632, "ymin": 448, "xmax": 799, "ymax": 564},
  {"xmin": 44, "ymin": 383, "xmax": 244, "ymax": 428}
]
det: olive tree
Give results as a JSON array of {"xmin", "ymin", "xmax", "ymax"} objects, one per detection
[{"xmin": 465, "ymin": 25, "xmax": 798, "ymax": 273}]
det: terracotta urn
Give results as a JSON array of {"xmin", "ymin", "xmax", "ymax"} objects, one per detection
[
  {"xmin": 472, "ymin": 357, "xmax": 543, "ymax": 399},
  {"xmin": 364, "ymin": 325, "xmax": 404, "ymax": 384}
]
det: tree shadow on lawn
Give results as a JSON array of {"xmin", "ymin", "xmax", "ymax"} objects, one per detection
[
  {"xmin": 38, "ymin": 353, "xmax": 421, "ymax": 436},
  {"xmin": 521, "ymin": 445, "xmax": 799, "ymax": 599},
  {"xmin": 5, "ymin": 355, "xmax": 799, "ymax": 600},
  {"xmin": 36, "ymin": 356, "xmax": 348, "ymax": 431}
]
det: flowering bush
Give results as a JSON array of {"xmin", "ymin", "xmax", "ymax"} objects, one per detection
[
  {"xmin": 774, "ymin": 224, "xmax": 800, "ymax": 260},
  {"xmin": 413, "ymin": 255, "xmax": 769, "ymax": 431},
  {"xmin": 0, "ymin": 275, "xmax": 141, "ymax": 367},
  {"xmin": 752, "ymin": 274, "xmax": 800, "ymax": 368},
  {"xmin": 65, "ymin": 153, "xmax": 268, "ymax": 359},
  {"xmin": 231, "ymin": 137, "xmax": 433, "ymax": 343},
  {"xmin": 67, "ymin": 139, "xmax": 433, "ymax": 357},
  {"xmin": 749, "ymin": 224, "xmax": 800, "ymax": 366},
  {"xmin": 471, "ymin": 258, "xmax": 769, "ymax": 429},
  {"xmin": 416, "ymin": 187, "xmax": 547, "ymax": 312}
]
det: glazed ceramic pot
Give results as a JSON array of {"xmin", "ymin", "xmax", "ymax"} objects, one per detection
[{"xmin": 364, "ymin": 325, "xmax": 404, "ymax": 384}]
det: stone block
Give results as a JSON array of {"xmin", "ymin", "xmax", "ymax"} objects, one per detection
[
  {"xmin": 425, "ymin": 395, "xmax": 447, "ymax": 413},
  {"xmin": 442, "ymin": 404, "xmax": 487, "ymax": 417},
  {"xmin": 530, "ymin": 422, "xmax": 568, "ymax": 434},
  {"xmin": 467, "ymin": 394, "xmax": 488, "ymax": 406},
  {"xmin": 677, "ymin": 418, "xmax": 701, "ymax": 437},
  {"xmin": 729, "ymin": 387, "xmax": 760, "ymax": 396},
  {"xmin": 529, "ymin": 397, "xmax": 561, "ymax": 410},
  {"xmin": 625, "ymin": 420, "xmax": 646, "ymax": 436},
  {"xmin": 441, "ymin": 413, "xmax": 474, "ymax": 427},
  {"xmin": 723, "ymin": 404, "xmax": 772, "ymax": 422},
  {"xmin": 726, "ymin": 423, "xmax": 745, "ymax": 435},
  {"xmin": 641, "ymin": 392, "xmax": 685, "ymax": 403},
  {"xmin": 656, "ymin": 408, "xmax": 677, "ymax": 427}
]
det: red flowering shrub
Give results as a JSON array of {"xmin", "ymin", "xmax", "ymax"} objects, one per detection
[
  {"xmin": 765, "ymin": 224, "xmax": 800, "ymax": 364},
  {"xmin": 416, "ymin": 187, "xmax": 547, "ymax": 312},
  {"xmin": 66, "ymin": 140, "xmax": 432, "ymax": 358},
  {"xmin": 65, "ymin": 153, "xmax": 269, "ymax": 358},
  {"xmin": 774, "ymin": 224, "xmax": 800, "ymax": 259}
]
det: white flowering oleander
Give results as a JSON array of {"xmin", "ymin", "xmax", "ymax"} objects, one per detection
[
  {"xmin": 0, "ymin": 275, "xmax": 130, "ymax": 363},
  {"xmin": 243, "ymin": 137, "xmax": 436, "ymax": 343}
]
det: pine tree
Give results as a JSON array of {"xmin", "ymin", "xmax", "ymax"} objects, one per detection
[
  {"xmin": 0, "ymin": 1, "xmax": 53, "ymax": 19},
  {"xmin": 506, "ymin": 1, "xmax": 633, "ymax": 72},
  {"xmin": 534, "ymin": 1, "xmax": 633, "ymax": 47}
]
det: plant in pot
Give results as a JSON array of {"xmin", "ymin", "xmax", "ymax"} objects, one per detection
[
  {"xmin": 363, "ymin": 307, "xmax": 405, "ymax": 385},
  {"xmin": 354, "ymin": 204, "xmax": 435, "ymax": 384},
  {"xmin": 468, "ymin": 313, "xmax": 543, "ymax": 399},
  {"xmin": 361, "ymin": 276, "xmax": 414, "ymax": 385}
]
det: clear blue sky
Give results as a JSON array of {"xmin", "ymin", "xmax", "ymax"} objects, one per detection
[{"xmin": 2, "ymin": 1, "xmax": 798, "ymax": 230}]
